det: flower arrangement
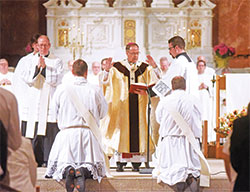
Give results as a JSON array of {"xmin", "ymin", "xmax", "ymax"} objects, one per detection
[
  {"xmin": 214, "ymin": 106, "xmax": 247, "ymax": 137},
  {"xmin": 213, "ymin": 43, "xmax": 235, "ymax": 59}
]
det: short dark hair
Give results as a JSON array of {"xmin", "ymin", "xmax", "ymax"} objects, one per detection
[
  {"xmin": 101, "ymin": 58, "xmax": 109, "ymax": 64},
  {"xmin": 72, "ymin": 59, "xmax": 88, "ymax": 76},
  {"xmin": 125, "ymin": 42, "xmax": 139, "ymax": 51},
  {"xmin": 171, "ymin": 76, "xmax": 186, "ymax": 90},
  {"xmin": 168, "ymin": 36, "xmax": 185, "ymax": 50},
  {"xmin": 30, "ymin": 33, "xmax": 42, "ymax": 45}
]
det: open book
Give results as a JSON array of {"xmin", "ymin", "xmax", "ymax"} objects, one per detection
[
  {"xmin": 152, "ymin": 79, "xmax": 171, "ymax": 97},
  {"xmin": 129, "ymin": 82, "xmax": 155, "ymax": 93}
]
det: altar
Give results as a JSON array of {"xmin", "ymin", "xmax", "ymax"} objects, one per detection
[
  {"xmin": 215, "ymin": 74, "xmax": 250, "ymax": 158},
  {"xmin": 43, "ymin": 0, "xmax": 216, "ymax": 70}
]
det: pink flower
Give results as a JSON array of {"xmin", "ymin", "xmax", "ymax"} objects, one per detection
[
  {"xmin": 214, "ymin": 43, "xmax": 235, "ymax": 58},
  {"xmin": 25, "ymin": 44, "xmax": 33, "ymax": 53},
  {"xmin": 219, "ymin": 46, "xmax": 228, "ymax": 56},
  {"xmin": 213, "ymin": 44, "xmax": 220, "ymax": 51},
  {"xmin": 229, "ymin": 47, "xmax": 235, "ymax": 55}
]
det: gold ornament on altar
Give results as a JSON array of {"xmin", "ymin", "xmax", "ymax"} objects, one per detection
[
  {"xmin": 174, "ymin": 26, "xmax": 201, "ymax": 50},
  {"xmin": 124, "ymin": 20, "xmax": 136, "ymax": 46},
  {"xmin": 59, "ymin": 24, "xmax": 84, "ymax": 60}
]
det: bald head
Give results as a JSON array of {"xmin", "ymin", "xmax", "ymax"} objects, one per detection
[
  {"xmin": 92, "ymin": 61, "xmax": 101, "ymax": 75},
  {"xmin": 160, "ymin": 57, "xmax": 170, "ymax": 72},
  {"xmin": 37, "ymin": 35, "xmax": 51, "ymax": 56},
  {"xmin": 197, "ymin": 56, "xmax": 206, "ymax": 63}
]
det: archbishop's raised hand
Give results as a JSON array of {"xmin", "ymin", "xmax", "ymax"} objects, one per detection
[
  {"xmin": 104, "ymin": 57, "xmax": 113, "ymax": 72},
  {"xmin": 146, "ymin": 55, "xmax": 157, "ymax": 68}
]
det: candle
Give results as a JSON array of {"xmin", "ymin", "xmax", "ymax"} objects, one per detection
[
  {"xmin": 81, "ymin": 32, "xmax": 84, "ymax": 45},
  {"xmin": 69, "ymin": 27, "xmax": 71, "ymax": 43},
  {"xmin": 191, "ymin": 34, "xmax": 194, "ymax": 46},
  {"xmin": 64, "ymin": 30, "xmax": 67, "ymax": 46},
  {"xmin": 77, "ymin": 28, "xmax": 80, "ymax": 43}
]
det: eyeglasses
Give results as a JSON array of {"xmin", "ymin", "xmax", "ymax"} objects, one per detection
[
  {"xmin": 168, "ymin": 46, "xmax": 175, "ymax": 50},
  {"xmin": 38, "ymin": 44, "xmax": 49, "ymax": 48},
  {"xmin": 128, "ymin": 51, "xmax": 140, "ymax": 56}
]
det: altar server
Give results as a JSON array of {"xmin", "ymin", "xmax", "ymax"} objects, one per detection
[
  {"xmin": 197, "ymin": 59, "xmax": 216, "ymax": 142},
  {"xmin": 147, "ymin": 36, "xmax": 199, "ymax": 98},
  {"xmin": 13, "ymin": 33, "xmax": 41, "ymax": 122}
]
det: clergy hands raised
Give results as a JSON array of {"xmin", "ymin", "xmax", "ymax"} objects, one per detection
[
  {"xmin": 103, "ymin": 57, "xmax": 113, "ymax": 72},
  {"xmin": 146, "ymin": 55, "xmax": 157, "ymax": 68},
  {"xmin": 37, "ymin": 55, "xmax": 46, "ymax": 69}
]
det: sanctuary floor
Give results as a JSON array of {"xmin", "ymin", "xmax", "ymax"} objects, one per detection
[{"xmin": 36, "ymin": 159, "xmax": 231, "ymax": 192}]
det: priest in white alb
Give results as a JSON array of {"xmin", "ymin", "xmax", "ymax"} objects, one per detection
[
  {"xmin": 0, "ymin": 58, "xmax": 14, "ymax": 93},
  {"xmin": 18, "ymin": 35, "xmax": 64, "ymax": 167},
  {"xmin": 45, "ymin": 59, "xmax": 108, "ymax": 192},
  {"xmin": 13, "ymin": 33, "xmax": 41, "ymax": 122},
  {"xmin": 197, "ymin": 59, "xmax": 216, "ymax": 142}
]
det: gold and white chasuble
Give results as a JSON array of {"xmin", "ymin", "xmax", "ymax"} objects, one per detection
[{"xmin": 101, "ymin": 60, "xmax": 156, "ymax": 156}]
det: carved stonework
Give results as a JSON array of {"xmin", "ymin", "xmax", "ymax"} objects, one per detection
[
  {"xmin": 151, "ymin": 24, "xmax": 171, "ymax": 44},
  {"xmin": 114, "ymin": 0, "xmax": 145, "ymax": 7},
  {"xmin": 86, "ymin": 24, "xmax": 108, "ymax": 45},
  {"xmin": 151, "ymin": 0, "xmax": 174, "ymax": 8},
  {"xmin": 44, "ymin": 0, "xmax": 216, "ymax": 67},
  {"xmin": 85, "ymin": 0, "xmax": 109, "ymax": 7},
  {"xmin": 43, "ymin": 0, "xmax": 82, "ymax": 8}
]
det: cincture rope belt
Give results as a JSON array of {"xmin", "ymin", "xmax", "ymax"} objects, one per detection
[{"xmin": 65, "ymin": 86, "xmax": 112, "ymax": 178}]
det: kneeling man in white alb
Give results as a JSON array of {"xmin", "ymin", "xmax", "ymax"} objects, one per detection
[
  {"xmin": 152, "ymin": 76, "xmax": 210, "ymax": 191},
  {"xmin": 45, "ymin": 59, "xmax": 108, "ymax": 192}
]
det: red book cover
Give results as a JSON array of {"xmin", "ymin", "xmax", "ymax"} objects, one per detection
[{"xmin": 129, "ymin": 82, "xmax": 155, "ymax": 93}]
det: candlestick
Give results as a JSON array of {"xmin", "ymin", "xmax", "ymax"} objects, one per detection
[{"xmin": 64, "ymin": 24, "xmax": 84, "ymax": 60}]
